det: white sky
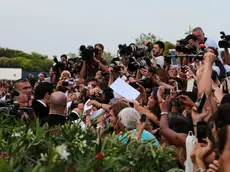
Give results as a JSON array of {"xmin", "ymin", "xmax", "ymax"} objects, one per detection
[{"xmin": 0, "ymin": 0, "xmax": 229, "ymax": 57}]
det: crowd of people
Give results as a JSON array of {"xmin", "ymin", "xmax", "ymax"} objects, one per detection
[{"xmin": 2, "ymin": 27, "xmax": 230, "ymax": 171}]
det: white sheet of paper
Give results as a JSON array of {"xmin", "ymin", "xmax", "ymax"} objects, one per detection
[
  {"xmin": 90, "ymin": 108, "xmax": 104, "ymax": 120},
  {"xmin": 113, "ymin": 91, "xmax": 122, "ymax": 99},
  {"xmin": 83, "ymin": 99, "xmax": 93, "ymax": 114},
  {"xmin": 110, "ymin": 77, "xmax": 140, "ymax": 100},
  {"xmin": 186, "ymin": 78, "xmax": 195, "ymax": 92}
]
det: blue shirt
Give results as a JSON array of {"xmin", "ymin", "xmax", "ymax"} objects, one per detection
[{"xmin": 118, "ymin": 129, "xmax": 160, "ymax": 146}]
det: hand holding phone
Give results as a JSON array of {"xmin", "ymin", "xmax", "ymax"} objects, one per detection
[
  {"xmin": 197, "ymin": 121, "xmax": 207, "ymax": 143},
  {"xmin": 140, "ymin": 114, "xmax": 146, "ymax": 123},
  {"xmin": 164, "ymin": 88, "xmax": 172, "ymax": 96},
  {"xmin": 197, "ymin": 93, "xmax": 206, "ymax": 113},
  {"xmin": 223, "ymin": 79, "xmax": 229, "ymax": 94},
  {"xmin": 129, "ymin": 102, "xmax": 134, "ymax": 108}
]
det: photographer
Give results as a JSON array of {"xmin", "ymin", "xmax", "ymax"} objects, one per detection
[
  {"xmin": 221, "ymin": 48, "xmax": 230, "ymax": 73},
  {"xmin": 152, "ymin": 41, "xmax": 165, "ymax": 68},
  {"xmin": 15, "ymin": 93, "xmax": 34, "ymax": 120},
  {"xmin": 192, "ymin": 27, "xmax": 222, "ymax": 61},
  {"xmin": 80, "ymin": 43, "xmax": 108, "ymax": 79},
  {"xmin": 192, "ymin": 27, "xmax": 218, "ymax": 48}
]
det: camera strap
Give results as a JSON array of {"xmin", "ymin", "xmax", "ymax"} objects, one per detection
[{"xmin": 203, "ymin": 37, "xmax": 207, "ymax": 44}]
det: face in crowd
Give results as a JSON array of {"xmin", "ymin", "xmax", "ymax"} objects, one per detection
[
  {"xmin": 147, "ymin": 92, "xmax": 156, "ymax": 109},
  {"xmin": 95, "ymin": 45, "xmax": 103, "ymax": 59},
  {"xmin": 153, "ymin": 44, "xmax": 163, "ymax": 57},
  {"xmin": 38, "ymin": 73, "xmax": 45, "ymax": 82},
  {"xmin": 16, "ymin": 93, "xmax": 29, "ymax": 108},
  {"xmin": 192, "ymin": 29, "xmax": 205, "ymax": 44},
  {"xmin": 15, "ymin": 81, "xmax": 32, "ymax": 100}
]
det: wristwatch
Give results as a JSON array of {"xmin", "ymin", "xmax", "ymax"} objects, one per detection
[{"xmin": 160, "ymin": 112, "xmax": 169, "ymax": 116}]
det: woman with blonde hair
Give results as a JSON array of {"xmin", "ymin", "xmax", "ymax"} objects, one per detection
[{"xmin": 59, "ymin": 70, "xmax": 72, "ymax": 81}]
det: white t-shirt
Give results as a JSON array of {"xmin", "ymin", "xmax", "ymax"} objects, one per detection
[
  {"xmin": 205, "ymin": 38, "xmax": 223, "ymax": 62},
  {"xmin": 224, "ymin": 64, "xmax": 230, "ymax": 73},
  {"xmin": 155, "ymin": 56, "xmax": 165, "ymax": 68}
]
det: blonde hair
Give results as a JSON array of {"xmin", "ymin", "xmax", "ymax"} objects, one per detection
[{"xmin": 59, "ymin": 70, "xmax": 71, "ymax": 80}]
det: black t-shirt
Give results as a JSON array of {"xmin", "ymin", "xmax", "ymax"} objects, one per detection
[
  {"xmin": 86, "ymin": 58, "xmax": 107, "ymax": 78},
  {"xmin": 40, "ymin": 114, "xmax": 67, "ymax": 127}
]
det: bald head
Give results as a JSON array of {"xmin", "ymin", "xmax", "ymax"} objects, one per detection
[
  {"xmin": 49, "ymin": 91, "xmax": 67, "ymax": 114},
  {"xmin": 192, "ymin": 27, "xmax": 205, "ymax": 44}
]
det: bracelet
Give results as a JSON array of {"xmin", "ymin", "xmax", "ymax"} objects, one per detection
[
  {"xmin": 160, "ymin": 112, "xmax": 169, "ymax": 116},
  {"xmin": 193, "ymin": 125, "xmax": 197, "ymax": 127},
  {"xmin": 100, "ymin": 104, "xmax": 102, "ymax": 108},
  {"xmin": 158, "ymin": 100, "xmax": 163, "ymax": 104},
  {"xmin": 196, "ymin": 168, "xmax": 206, "ymax": 172}
]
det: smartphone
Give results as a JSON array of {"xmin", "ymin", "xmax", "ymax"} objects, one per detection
[
  {"xmin": 197, "ymin": 93, "xmax": 206, "ymax": 113},
  {"xmin": 174, "ymin": 82, "xmax": 178, "ymax": 91},
  {"xmin": 129, "ymin": 82, "xmax": 139, "ymax": 89},
  {"xmin": 186, "ymin": 78, "xmax": 195, "ymax": 92},
  {"xmin": 164, "ymin": 88, "xmax": 172, "ymax": 96},
  {"xmin": 171, "ymin": 98, "xmax": 179, "ymax": 107},
  {"xmin": 181, "ymin": 66, "xmax": 186, "ymax": 73},
  {"xmin": 223, "ymin": 79, "xmax": 229, "ymax": 94},
  {"xmin": 129, "ymin": 102, "xmax": 134, "ymax": 108},
  {"xmin": 140, "ymin": 114, "xmax": 147, "ymax": 123},
  {"xmin": 151, "ymin": 59, "xmax": 157, "ymax": 67},
  {"xmin": 197, "ymin": 121, "xmax": 207, "ymax": 143}
]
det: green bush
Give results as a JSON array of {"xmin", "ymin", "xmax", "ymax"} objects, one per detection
[{"xmin": 0, "ymin": 115, "xmax": 183, "ymax": 172}]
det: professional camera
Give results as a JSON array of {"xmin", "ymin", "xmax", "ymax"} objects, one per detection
[
  {"xmin": 176, "ymin": 39, "xmax": 197, "ymax": 53},
  {"xmin": 111, "ymin": 57, "xmax": 121, "ymax": 72},
  {"xmin": 53, "ymin": 55, "xmax": 71, "ymax": 71},
  {"xmin": 0, "ymin": 100, "xmax": 20, "ymax": 116},
  {"xmin": 62, "ymin": 79, "xmax": 80, "ymax": 88},
  {"xmin": 219, "ymin": 31, "xmax": 230, "ymax": 48},
  {"xmin": 79, "ymin": 45, "xmax": 99, "ymax": 62},
  {"xmin": 118, "ymin": 43, "xmax": 153, "ymax": 57},
  {"xmin": 128, "ymin": 56, "xmax": 152, "ymax": 72}
]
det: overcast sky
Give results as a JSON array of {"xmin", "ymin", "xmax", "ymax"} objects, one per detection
[{"xmin": 0, "ymin": 0, "xmax": 229, "ymax": 57}]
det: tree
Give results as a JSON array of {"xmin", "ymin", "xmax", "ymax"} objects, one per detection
[
  {"xmin": 164, "ymin": 41, "xmax": 176, "ymax": 55},
  {"xmin": 135, "ymin": 33, "xmax": 175, "ymax": 55},
  {"xmin": 103, "ymin": 51, "xmax": 114, "ymax": 64},
  {"xmin": 0, "ymin": 57, "xmax": 21, "ymax": 68},
  {"xmin": 0, "ymin": 47, "xmax": 52, "ymax": 72},
  {"xmin": 135, "ymin": 33, "xmax": 157, "ymax": 46},
  {"xmin": 67, "ymin": 52, "xmax": 77, "ymax": 59}
]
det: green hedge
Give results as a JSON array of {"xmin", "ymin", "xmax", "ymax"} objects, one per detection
[{"xmin": 0, "ymin": 115, "xmax": 183, "ymax": 172}]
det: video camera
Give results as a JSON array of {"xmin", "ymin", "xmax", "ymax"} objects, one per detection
[
  {"xmin": 53, "ymin": 55, "xmax": 83, "ymax": 74},
  {"xmin": 118, "ymin": 43, "xmax": 153, "ymax": 57},
  {"xmin": 219, "ymin": 31, "xmax": 230, "ymax": 48},
  {"xmin": 128, "ymin": 56, "xmax": 152, "ymax": 72},
  {"xmin": 165, "ymin": 37, "xmax": 204, "ymax": 62},
  {"xmin": 79, "ymin": 45, "xmax": 99, "ymax": 62},
  {"xmin": 117, "ymin": 43, "xmax": 153, "ymax": 72},
  {"xmin": 53, "ymin": 55, "xmax": 71, "ymax": 70},
  {"xmin": 175, "ymin": 39, "xmax": 197, "ymax": 54},
  {"xmin": 110, "ymin": 57, "xmax": 122, "ymax": 72},
  {"xmin": 0, "ymin": 100, "xmax": 20, "ymax": 116}
]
